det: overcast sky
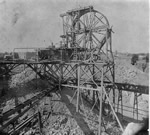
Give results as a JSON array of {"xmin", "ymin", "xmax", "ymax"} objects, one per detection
[{"xmin": 0, "ymin": 0, "xmax": 149, "ymax": 53}]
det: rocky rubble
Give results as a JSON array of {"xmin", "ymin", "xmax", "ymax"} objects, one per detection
[
  {"xmin": 9, "ymin": 68, "xmax": 37, "ymax": 88},
  {"xmin": 37, "ymin": 90, "xmax": 122, "ymax": 135},
  {"xmin": 5, "ymin": 67, "xmax": 49, "ymax": 99},
  {"xmin": 115, "ymin": 59, "xmax": 149, "ymax": 86}
]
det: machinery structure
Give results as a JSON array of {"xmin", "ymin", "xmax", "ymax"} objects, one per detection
[
  {"xmin": 0, "ymin": 6, "xmax": 149, "ymax": 135},
  {"xmin": 60, "ymin": 6, "xmax": 113, "ymax": 62}
]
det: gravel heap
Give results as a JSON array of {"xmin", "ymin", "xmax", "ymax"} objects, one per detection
[
  {"xmin": 9, "ymin": 68, "xmax": 37, "ymax": 88},
  {"xmin": 6, "ymin": 67, "xmax": 49, "ymax": 98},
  {"xmin": 115, "ymin": 59, "xmax": 149, "ymax": 86}
]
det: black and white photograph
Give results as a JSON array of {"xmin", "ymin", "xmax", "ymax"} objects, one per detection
[{"xmin": 0, "ymin": 0, "xmax": 149, "ymax": 134}]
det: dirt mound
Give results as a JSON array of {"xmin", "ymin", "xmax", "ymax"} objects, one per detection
[
  {"xmin": 7, "ymin": 67, "xmax": 49, "ymax": 97},
  {"xmin": 115, "ymin": 59, "xmax": 149, "ymax": 86},
  {"xmin": 9, "ymin": 68, "xmax": 37, "ymax": 88}
]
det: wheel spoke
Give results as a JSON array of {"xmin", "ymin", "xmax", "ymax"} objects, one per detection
[
  {"xmin": 79, "ymin": 18, "xmax": 86, "ymax": 27},
  {"xmin": 92, "ymin": 25, "xmax": 108, "ymax": 31},
  {"xmin": 83, "ymin": 33, "xmax": 87, "ymax": 48},
  {"xmin": 92, "ymin": 33, "xmax": 102, "ymax": 46},
  {"xmin": 92, "ymin": 37, "xmax": 99, "ymax": 47},
  {"xmin": 95, "ymin": 14, "xmax": 105, "ymax": 25},
  {"xmin": 92, "ymin": 18, "xmax": 100, "ymax": 29},
  {"xmin": 76, "ymin": 34, "xmax": 85, "ymax": 45},
  {"xmin": 89, "ymin": 12, "xmax": 95, "ymax": 28},
  {"xmin": 93, "ymin": 30, "xmax": 106, "ymax": 35},
  {"xmin": 86, "ymin": 14, "xmax": 89, "ymax": 28}
]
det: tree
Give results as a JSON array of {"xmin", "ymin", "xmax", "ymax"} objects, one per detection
[
  {"xmin": 142, "ymin": 63, "xmax": 147, "ymax": 72},
  {"xmin": 141, "ymin": 54, "xmax": 149, "ymax": 72},
  {"xmin": 145, "ymin": 54, "xmax": 149, "ymax": 63},
  {"xmin": 131, "ymin": 54, "xmax": 138, "ymax": 65}
]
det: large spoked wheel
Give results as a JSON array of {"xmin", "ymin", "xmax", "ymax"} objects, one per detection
[
  {"xmin": 74, "ymin": 10, "xmax": 109, "ymax": 47},
  {"xmin": 75, "ymin": 10, "xmax": 109, "ymax": 61},
  {"xmin": 62, "ymin": 8, "xmax": 110, "ymax": 61}
]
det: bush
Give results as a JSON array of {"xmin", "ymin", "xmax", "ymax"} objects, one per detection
[
  {"xmin": 145, "ymin": 54, "xmax": 149, "ymax": 63},
  {"xmin": 131, "ymin": 54, "xmax": 138, "ymax": 65}
]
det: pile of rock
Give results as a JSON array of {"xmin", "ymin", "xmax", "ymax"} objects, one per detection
[
  {"xmin": 7, "ymin": 67, "xmax": 49, "ymax": 98},
  {"xmin": 115, "ymin": 59, "xmax": 148, "ymax": 86},
  {"xmin": 9, "ymin": 68, "xmax": 37, "ymax": 88},
  {"xmin": 44, "ymin": 115, "xmax": 83, "ymax": 135}
]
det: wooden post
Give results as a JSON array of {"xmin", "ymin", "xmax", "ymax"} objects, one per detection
[
  {"xmin": 38, "ymin": 111, "xmax": 42, "ymax": 135},
  {"xmin": 106, "ymin": 29, "xmax": 108, "ymax": 58},
  {"xmin": 59, "ymin": 64, "xmax": 63, "ymax": 91},
  {"xmin": 92, "ymin": 64, "xmax": 95, "ymax": 105},
  {"xmin": 117, "ymin": 90, "xmax": 123, "ymax": 119},
  {"xmin": 44, "ymin": 64, "xmax": 46, "ymax": 76},
  {"xmin": 34, "ymin": 64, "xmax": 38, "ymax": 90},
  {"xmin": 112, "ymin": 64, "xmax": 115, "ymax": 111},
  {"xmin": 76, "ymin": 64, "xmax": 80, "ymax": 112},
  {"xmin": 98, "ymin": 67, "xmax": 103, "ymax": 135},
  {"xmin": 36, "ymin": 48, "xmax": 39, "ymax": 62},
  {"xmin": 133, "ymin": 92, "xmax": 138, "ymax": 120}
]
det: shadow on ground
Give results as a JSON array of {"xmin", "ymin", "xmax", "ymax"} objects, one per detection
[{"xmin": 59, "ymin": 88, "xmax": 95, "ymax": 135}]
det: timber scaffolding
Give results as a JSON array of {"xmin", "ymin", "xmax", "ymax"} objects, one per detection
[{"xmin": 0, "ymin": 6, "xmax": 149, "ymax": 135}]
